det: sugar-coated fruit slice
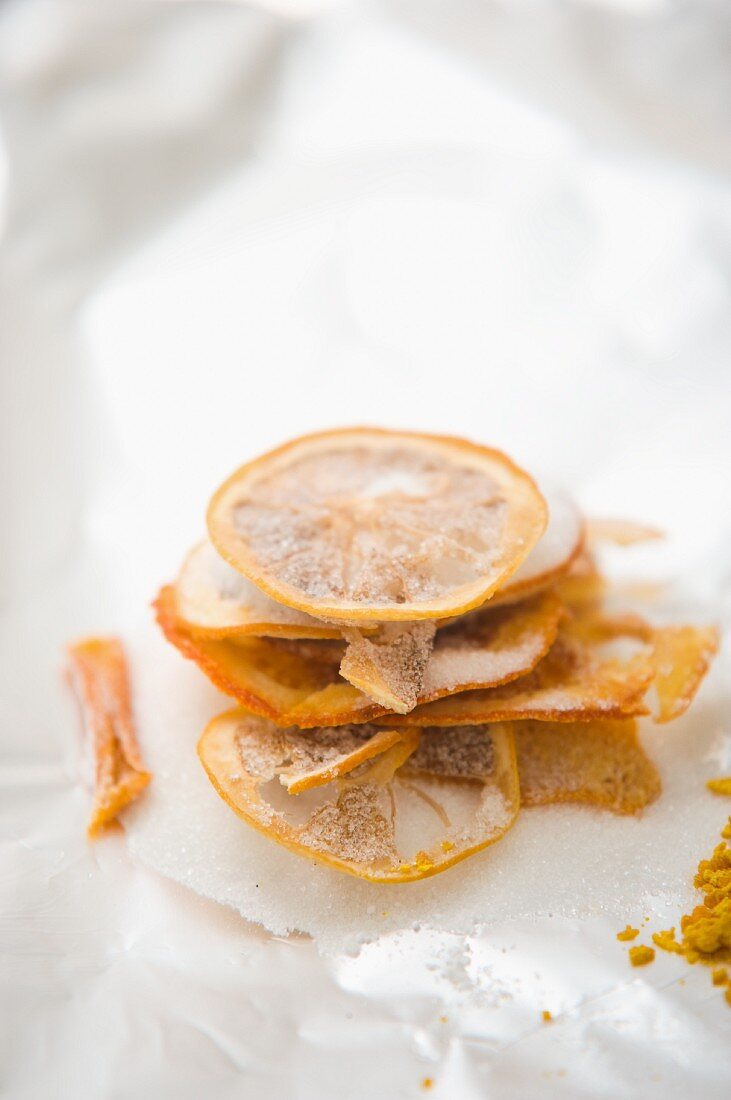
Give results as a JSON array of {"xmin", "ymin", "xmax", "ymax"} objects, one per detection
[
  {"xmin": 206, "ymin": 428, "xmax": 547, "ymax": 622},
  {"xmin": 197, "ymin": 710, "xmax": 519, "ymax": 882},
  {"xmin": 67, "ymin": 637, "xmax": 151, "ymax": 835},
  {"xmin": 492, "ymin": 488, "xmax": 584, "ymax": 604},
  {"xmin": 513, "ymin": 719, "xmax": 661, "ymax": 815},
  {"xmin": 340, "ymin": 622, "xmax": 437, "ymax": 714},
  {"xmin": 155, "ymin": 587, "xmax": 562, "ymax": 727},
  {"xmin": 171, "ymin": 541, "xmax": 343, "ymax": 639}
]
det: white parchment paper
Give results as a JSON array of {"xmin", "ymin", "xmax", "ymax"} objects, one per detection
[{"xmin": 2, "ymin": 2, "xmax": 731, "ymax": 1096}]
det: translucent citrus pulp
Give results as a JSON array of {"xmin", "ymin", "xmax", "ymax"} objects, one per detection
[
  {"xmin": 207, "ymin": 428, "xmax": 548, "ymax": 622},
  {"xmin": 145, "ymin": 428, "xmax": 718, "ymax": 883}
]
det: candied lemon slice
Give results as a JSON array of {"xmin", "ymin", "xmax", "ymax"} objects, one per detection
[
  {"xmin": 207, "ymin": 428, "xmax": 547, "ymax": 622},
  {"xmin": 171, "ymin": 541, "xmax": 342, "ymax": 639},
  {"xmin": 492, "ymin": 488, "xmax": 584, "ymax": 604},
  {"xmin": 379, "ymin": 614, "xmax": 656, "ymax": 726},
  {"xmin": 156, "ymin": 586, "xmax": 561, "ymax": 727},
  {"xmin": 198, "ymin": 711, "xmax": 519, "ymax": 882},
  {"xmin": 514, "ymin": 719, "xmax": 661, "ymax": 815},
  {"xmin": 67, "ymin": 637, "xmax": 151, "ymax": 835}
]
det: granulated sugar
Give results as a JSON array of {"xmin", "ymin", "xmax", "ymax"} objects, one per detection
[{"xmin": 124, "ymin": 618, "xmax": 729, "ymax": 956}]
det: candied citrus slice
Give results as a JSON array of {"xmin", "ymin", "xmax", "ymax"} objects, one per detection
[
  {"xmin": 378, "ymin": 615, "xmax": 655, "ymax": 727},
  {"xmin": 340, "ymin": 622, "xmax": 437, "ymax": 714},
  {"xmin": 67, "ymin": 637, "xmax": 151, "ymax": 836},
  {"xmin": 198, "ymin": 710, "xmax": 519, "ymax": 882},
  {"xmin": 171, "ymin": 541, "xmax": 343, "ymax": 640},
  {"xmin": 513, "ymin": 719, "xmax": 661, "ymax": 815},
  {"xmin": 587, "ymin": 518, "xmax": 663, "ymax": 546},
  {"xmin": 492, "ymin": 488, "xmax": 584, "ymax": 604},
  {"xmin": 562, "ymin": 613, "xmax": 719, "ymax": 723},
  {"xmin": 156, "ymin": 586, "xmax": 561, "ymax": 727},
  {"xmin": 207, "ymin": 428, "xmax": 547, "ymax": 622}
]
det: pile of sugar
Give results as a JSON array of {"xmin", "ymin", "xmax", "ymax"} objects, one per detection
[{"xmin": 124, "ymin": 616, "xmax": 730, "ymax": 956}]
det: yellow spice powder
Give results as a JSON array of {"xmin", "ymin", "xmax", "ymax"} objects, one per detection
[
  {"xmin": 707, "ymin": 777, "xmax": 731, "ymax": 797},
  {"xmin": 646, "ymin": 815, "xmax": 731, "ymax": 1006},
  {"xmin": 629, "ymin": 945, "xmax": 655, "ymax": 967},
  {"xmin": 617, "ymin": 925, "xmax": 639, "ymax": 942}
]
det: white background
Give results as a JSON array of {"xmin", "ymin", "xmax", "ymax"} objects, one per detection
[{"xmin": 2, "ymin": 2, "xmax": 731, "ymax": 1096}]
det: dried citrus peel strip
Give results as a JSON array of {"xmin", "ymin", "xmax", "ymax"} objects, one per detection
[
  {"xmin": 197, "ymin": 711, "xmax": 519, "ymax": 882},
  {"xmin": 156, "ymin": 587, "xmax": 561, "ymax": 728},
  {"xmin": 513, "ymin": 719, "xmax": 661, "ymax": 815},
  {"xmin": 67, "ymin": 637, "xmax": 151, "ymax": 836},
  {"xmin": 207, "ymin": 427, "xmax": 547, "ymax": 622}
]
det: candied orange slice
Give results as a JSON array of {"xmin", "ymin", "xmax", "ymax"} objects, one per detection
[
  {"xmin": 67, "ymin": 637, "xmax": 151, "ymax": 836},
  {"xmin": 156, "ymin": 586, "xmax": 561, "ymax": 727},
  {"xmin": 379, "ymin": 615, "xmax": 655, "ymax": 727},
  {"xmin": 198, "ymin": 711, "xmax": 519, "ymax": 882},
  {"xmin": 207, "ymin": 428, "xmax": 547, "ymax": 622},
  {"xmin": 492, "ymin": 488, "xmax": 584, "ymax": 604},
  {"xmin": 587, "ymin": 518, "xmax": 663, "ymax": 545},
  {"xmin": 171, "ymin": 541, "xmax": 343, "ymax": 640},
  {"xmin": 514, "ymin": 719, "xmax": 661, "ymax": 815}
]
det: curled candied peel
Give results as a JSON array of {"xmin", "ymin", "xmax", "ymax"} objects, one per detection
[
  {"xmin": 155, "ymin": 586, "xmax": 561, "ymax": 727},
  {"xmin": 198, "ymin": 711, "xmax": 519, "ymax": 882},
  {"xmin": 67, "ymin": 637, "xmax": 151, "ymax": 836},
  {"xmin": 514, "ymin": 719, "xmax": 661, "ymax": 815},
  {"xmin": 206, "ymin": 427, "xmax": 547, "ymax": 623}
]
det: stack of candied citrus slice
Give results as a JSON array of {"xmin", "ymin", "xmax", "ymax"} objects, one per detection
[{"xmin": 155, "ymin": 428, "xmax": 718, "ymax": 883}]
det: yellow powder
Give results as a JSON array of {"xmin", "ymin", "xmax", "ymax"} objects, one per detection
[
  {"xmin": 541, "ymin": 1010, "xmax": 553, "ymax": 1023},
  {"xmin": 421, "ymin": 1078, "xmax": 434, "ymax": 1091},
  {"xmin": 617, "ymin": 925, "xmax": 639, "ymax": 942},
  {"xmin": 707, "ymin": 777, "xmax": 731, "ymax": 797},
  {"xmin": 629, "ymin": 945, "xmax": 655, "ymax": 967},
  {"xmin": 649, "ymin": 815, "xmax": 731, "ymax": 1006},
  {"xmin": 651, "ymin": 928, "xmax": 684, "ymax": 955}
]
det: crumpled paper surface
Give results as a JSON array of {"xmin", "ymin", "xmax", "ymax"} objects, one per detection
[{"xmin": 2, "ymin": 1, "xmax": 731, "ymax": 1096}]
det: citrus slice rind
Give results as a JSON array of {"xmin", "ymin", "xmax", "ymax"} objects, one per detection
[
  {"xmin": 67, "ymin": 637, "xmax": 151, "ymax": 836},
  {"xmin": 491, "ymin": 488, "xmax": 584, "ymax": 605},
  {"xmin": 197, "ymin": 710, "xmax": 519, "ymax": 882},
  {"xmin": 206, "ymin": 428, "xmax": 547, "ymax": 622},
  {"xmin": 155, "ymin": 586, "xmax": 561, "ymax": 727},
  {"xmin": 513, "ymin": 719, "xmax": 661, "ymax": 815},
  {"xmin": 172, "ymin": 541, "xmax": 342, "ymax": 640}
]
